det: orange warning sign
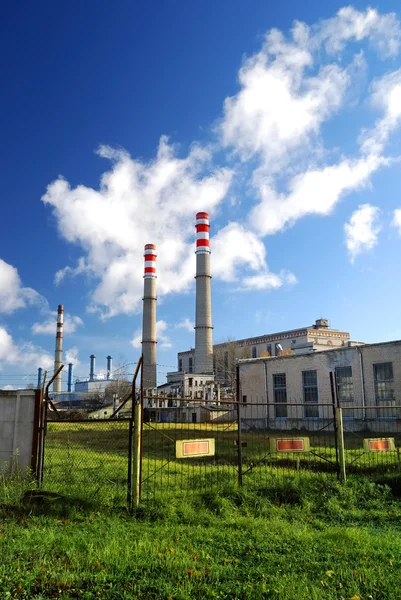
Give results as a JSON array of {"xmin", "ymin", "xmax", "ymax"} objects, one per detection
[
  {"xmin": 176, "ymin": 438, "xmax": 215, "ymax": 458},
  {"xmin": 277, "ymin": 439, "xmax": 304, "ymax": 451},
  {"xmin": 269, "ymin": 437, "xmax": 310, "ymax": 453},
  {"xmin": 363, "ymin": 438, "xmax": 395, "ymax": 452}
]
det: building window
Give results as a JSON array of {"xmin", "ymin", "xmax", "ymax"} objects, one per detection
[
  {"xmin": 374, "ymin": 362, "xmax": 396, "ymax": 418},
  {"xmin": 275, "ymin": 343, "xmax": 282, "ymax": 356},
  {"xmin": 252, "ymin": 346, "xmax": 257, "ymax": 359},
  {"xmin": 303, "ymin": 370, "xmax": 319, "ymax": 418},
  {"xmin": 242, "ymin": 395, "xmax": 247, "ymax": 403},
  {"xmin": 188, "ymin": 378, "xmax": 193, "ymax": 387},
  {"xmin": 178, "ymin": 358, "xmax": 182, "ymax": 372},
  {"xmin": 266, "ymin": 344, "xmax": 272, "ymax": 356},
  {"xmin": 150, "ymin": 411, "xmax": 156, "ymax": 421},
  {"xmin": 189, "ymin": 357, "xmax": 193, "ymax": 373},
  {"xmin": 273, "ymin": 373, "xmax": 287, "ymax": 418},
  {"xmin": 335, "ymin": 366, "xmax": 354, "ymax": 418}
]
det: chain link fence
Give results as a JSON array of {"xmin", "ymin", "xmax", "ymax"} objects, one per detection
[
  {"xmin": 43, "ymin": 419, "xmax": 131, "ymax": 507},
  {"xmin": 39, "ymin": 397, "xmax": 401, "ymax": 509}
]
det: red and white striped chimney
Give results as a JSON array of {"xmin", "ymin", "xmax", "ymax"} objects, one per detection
[
  {"xmin": 194, "ymin": 212, "xmax": 213, "ymax": 374},
  {"xmin": 142, "ymin": 244, "xmax": 157, "ymax": 389},
  {"xmin": 53, "ymin": 304, "xmax": 64, "ymax": 392}
]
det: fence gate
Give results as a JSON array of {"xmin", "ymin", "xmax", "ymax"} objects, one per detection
[
  {"xmin": 140, "ymin": 397, "xmax": 239, "ymax": 500},
  {"xmin": 42, "ymin": 417, "xmax": 132, "ymax": 507}
]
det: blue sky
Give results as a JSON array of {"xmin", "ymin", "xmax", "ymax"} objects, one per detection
[{"xmin": 1, "ymin": 1, "xmax": 401, "ymax": 388}]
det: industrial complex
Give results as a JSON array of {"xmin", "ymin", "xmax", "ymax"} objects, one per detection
[{"xmin": 34, "ymin": 210, "xmax": 400, "ymax": 428}]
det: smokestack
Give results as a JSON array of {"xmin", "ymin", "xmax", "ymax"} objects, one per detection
[
  {"xmin": 194, "ymin": 212, "xmax": 213, "ymax": 374},
  {"xmin": 37, "ymin": 367, "xmax": 43, "ymax": 389},
  {"xmin": 89, "ymin": 355, "xmax": 96, "ymax": 381},
  {"xmin": 67, "ymin": 363, "xmax": 74, "ymax": 393},
  {"xmin": 53, "ymin": 304, "xmax": 64, "ymax": 392},
  {"xmin": 106, "ymin": 355, "xmax": 113, "ymax": 380},
  {"xmin": 142, "ymin": 244, "xmax": 157, "ymax": 389}
]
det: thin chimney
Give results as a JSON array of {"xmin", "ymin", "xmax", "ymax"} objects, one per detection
[
  {"xmin": 142, "ymin": 244, "xmax": 157, "ymax": 389},
  {"xmin": 194, "ymin": 212, "xmax": 213, "ymax": 374},
  {"xmin": 53, "ymin": 304, "xmax": 64, "ymax": 392},
  {"xmin": 67, "ymin": 363, "xmax": 74, "ymax": 393},
  {"xmin": 89, "ymin": 355, "xmax": 96, "ymax": 381},
  {"xmin": 106, "ymin": 355, "xmax": 113, "ymax": 380}
]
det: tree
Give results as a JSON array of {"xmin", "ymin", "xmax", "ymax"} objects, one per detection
[
  {"xmin": 104, "ymin": 357, "xmax": 132, "ymax": 410},
  {"xmin": 213, "ymin": 338, "xmax": 239, "ymax": 399}
]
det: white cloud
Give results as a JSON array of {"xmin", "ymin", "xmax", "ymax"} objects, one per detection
[
  {"xmin": 344, "ymin": 204, "xmax": 381, "ymax": 262},
  {"xmin": 0, "ymin": 259, "xmax": 44, "ymax": 314},
  {"xmin": 156, "ymin": 320, "xmax": 173, "ymax": 349},
  {"xmin": 360, "ymin": 69, "xmax": 401, "ymax": 155},
  {"xmin": 65, "ymin": 347, "xmax": 80, "ymax": 367},
  {"xmin": 32, "ymin": 313, "xmax": 83, "ymax": 335},
  {"xmin": 212, "ymin": 222, "xmax": 295, "ymax": 289},
  {"xmin": 392, "ymin": 209, "xmax": 401, "ymax": 235},
  {"xmin": 42, "ymin": 7, "xmax": 401, "ymax": 314},
  {"xmin": 176, "ymin": 318, "xmax": 194, "ymax": 333},
  {"xmin": 131, "ymin": 319, "xmax": 172, "ymax": 351},
  {"xmin": 242, "ymin": 271, "xmax": 297, "ymax": 291},
  {"xmin": 3, "ymin": 385, "xmax": 14, "ymax": 390},
  {"xmin": 250, "ymin": 154, "xmax": 386, "ymax": 236},
  {"xmin": 221, "ymin": 33, "xmax": 350, "ymax": 173},
  {"xmin": 0, "ymin": 326, "xmax": 53, "ymax": 371},
  {"xmin": 315, "ymin": 6, "xmax": 401, "ymax": 58},
  {"xmin": 43, "ymin": 138, "xmax": 234, "ymax": 318},
  {"xmin": 221, "ymin": 7, "xmax": 400, "ymax": 240}
]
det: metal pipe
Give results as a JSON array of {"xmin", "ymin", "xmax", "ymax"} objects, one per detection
[
  {"xmin": 357, "ymin": 346, "xmax": 366, "ymax": 420},
  {"xmin": 106, "ymin": 355, "xmax": 113, "ymax": 380},
  {"xmin": 89, "ymin": 355, "xmax": 96, "ymax": 381},
  {"xmin": 53, "ymin": 304, "xmax": 64, "ymax": 393},
  {"xmin": 236, "ymin": 364, "xmax": 243, "ymax": 486},
  {"xmin": 67, "ymin": 363, "xmax": 74, "ymax": 393},
  {"xmin": 37, "ymin": 368, "xmax": 43, "ymax": 390}
]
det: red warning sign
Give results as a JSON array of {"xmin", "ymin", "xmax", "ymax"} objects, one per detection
[
  {"xmin": 176, "ymin": 438, "xmax": 215, "ymax": 458},
  {"xmin": 277, "ymin": 439, "xmax": 304, "ymax": 452},
  {"xmin": 183, "ymin": 441, "xmax": 209, "ymax": 456},
  {"xmin": 370, "ymin": 439, "xmax": 390, "ymax": 451},
  {"xmin": 363, "ymin": 438, "xmax": 395, "ymax": 452},
  {"xmin": 269, "ymin": 437, "xmax": 310, "ymax": 453}
]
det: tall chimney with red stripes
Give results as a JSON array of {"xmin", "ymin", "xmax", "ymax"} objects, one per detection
[
  {"xmin": 53, "ymin": 304, "xmax": 64, "ymax": 392},
  {"xmin": 142, "ymin": 244, "xmax": 157, "ymax": 389},
  {"xmin": 194, "ymin": 212, "xmax": 213, "ymax": 374}
]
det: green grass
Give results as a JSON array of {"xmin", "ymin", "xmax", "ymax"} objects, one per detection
[
  {"xmin": 2, "ymin": 473, "xmax": 401, "ymax": 599},
  {"xmin": 1, "ymin": 423, "xmax": 401, "ymax": 598}
]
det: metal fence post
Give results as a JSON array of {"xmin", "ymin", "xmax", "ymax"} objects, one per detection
[
  {"xmin": 128, "ymin": 356, "xmax": 143, "ymax": 512},
  {"xmin": 336, "ymin": 407, "xmax": 347, "ymax": 482},
  {"xmin": 329, "ymin": 372, "xmax": 340, "ymax": 477},
  {"xmin": 236, "ymin": 364, "xmax": 243, "ymax": 487},
  {"xmin": 132, "ymin": 356, "xmax": 143, "ymax": 510}
]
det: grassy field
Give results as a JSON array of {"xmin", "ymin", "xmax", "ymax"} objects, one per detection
[
  {"xmin": 2, "ymin": 421, "xmax": 399, "ymax": 598},
  {"xmin": 42, "ymin": 421, "xmax": 401, "ymax": 507},
  {"xmin": 2, "ymin": 469, "xmax": 401, "ymax": 599}
]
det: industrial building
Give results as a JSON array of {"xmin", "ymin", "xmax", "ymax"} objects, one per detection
[
  {"xmin": 177, "ymin": 318, "xmax": 363, "ymax": 382},
  {"xmin": 74, "ymin": 354, "xmax": 114, "ymax": 393},
  {"xmin": 238, "ymin": 339, "xmax": 401, "ymax": 431}
]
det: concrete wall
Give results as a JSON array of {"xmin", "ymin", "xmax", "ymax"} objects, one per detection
[
  {"xmin": 0, "ymin": 389, "xmax": 39, "ymax": 473},
  {"xmin": 239, "ymin": 341, "xmax": 401, "ymax": 431}
]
